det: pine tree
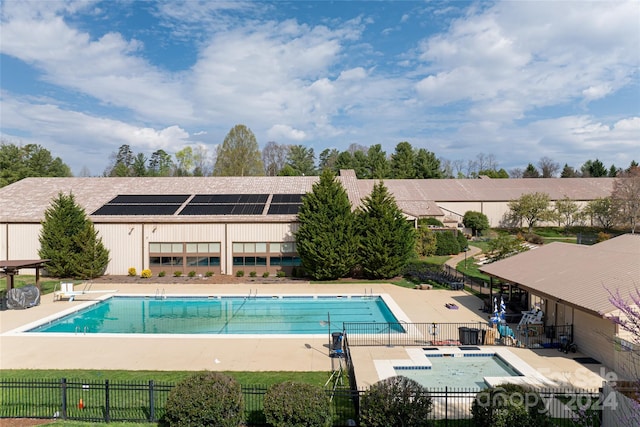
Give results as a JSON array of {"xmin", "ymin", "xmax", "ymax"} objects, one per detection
[
  {"xmin": 356, "ymin": 182, "xmax": 416, "ymax": 279},
  {"xmin": 70, "ymin": 221, "xmax": 110, "ymax": 279},
  {"xmin": 38, "ymin": 192, "xmax": 110, "ymax": 278},
  {"xmin": 295, "ymin": 169, "xmax": 358, "ymax": 280}
]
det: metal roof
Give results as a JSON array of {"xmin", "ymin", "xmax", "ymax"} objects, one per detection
[
  {"xmin": 358, "ymin": 177, "xmax": 614, "ymax": 202},
  {"xmin": 480, "ymin": 234, "xmax": 640, "ymax": 316}
]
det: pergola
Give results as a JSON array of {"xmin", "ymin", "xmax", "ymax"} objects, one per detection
[{"xmin": 0, "ymin": 259, "xmax": 50, "ymax": 291}]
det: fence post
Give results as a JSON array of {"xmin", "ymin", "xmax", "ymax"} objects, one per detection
[
  {"xmin": 60, "ymin": 378, "xmax": 67, "ymax": 419},
  {"xmin": 149, "ymin": 380, "xmax": 155, "ymax": 422},
  {"xmin": 104, "ymin": 380, "xmax": 110, "ymax": 423},
  {"xmin": 444, "ymin": 386, "xmax": 448, "ymax": 427}
]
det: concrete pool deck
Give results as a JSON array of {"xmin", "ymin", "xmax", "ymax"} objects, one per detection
[{"xmin": 0, "ymin": 281, "xmax": 609, "ymax": 390}]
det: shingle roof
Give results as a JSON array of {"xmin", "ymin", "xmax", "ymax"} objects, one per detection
[
  {"xmin": 0, "ymin": 176, "xmax": 320, "ymax": 223},
  {"xmin": 479, "ymin": 234, "xmax": 640, "ymax": 316},
  {"xmin": 0, "ymin": 174, "xmax": 615, "ymax": 223}
]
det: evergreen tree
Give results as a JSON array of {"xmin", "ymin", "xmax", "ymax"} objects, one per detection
[
  {"xmin": 356, "ymin": 181, "xmax": 416, "ymax": 279},
  {"xmin": 0, "ymin": 140, "xmax": 72, "ymax": 187},
  {"xmin": 38, "ymin": 192, "xmax": 109, "ymax": 278},
  {"xmin": 366, "ymin": 144, "xmax": 390, "ymax": 179},
  {"xmin": 522, "ymin": 163, "xmax": 540, "ymax": 178},
  {"xmin": 414, "ymin": 148, "xmax": 442, "ymax": 178},
  {"xmin": 390, "ymin": 141, "xmax": 416, "ymax": 178},
  {"xmin": 70, "ymin": 220, "xmax": 110, "ymax": 278},
  {"xmin": 295, "ymin": 169, "xmax": 358, "ymax": 280}
]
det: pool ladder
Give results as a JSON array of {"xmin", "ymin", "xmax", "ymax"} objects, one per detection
[
  {"xmin": 364, "ymin": 288, "xmax": 374, "ymax": 299},
  {"xmin": 75, "ymin": 326, "xmax": 89, "ymax": 335},
  {"xmin": 155, "ymin": 288, "xmax": 166, "ymax": 300},
  {"xmin": 247, "ymin": 289, "xmax": 258, "ymax": 299}
]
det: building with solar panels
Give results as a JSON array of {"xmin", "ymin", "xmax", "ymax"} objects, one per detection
[{"xmin": 0, "ymin": 171, "xmax": 614, "ymax": 277}]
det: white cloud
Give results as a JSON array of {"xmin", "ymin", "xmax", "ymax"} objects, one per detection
[
  {"xmin": 267, "ymin": 124, "xmax": 307, "ymax": 142},
  {"xmin": 0, "ymin": 93, "xmax": 192, "ymax": 175},
  {"xmin": 0, "ymin": 2, "xmax": 193, "ymax": 123},
  {"xmin": 415, "ymin": 1, "xmax": 639, "ymax": 120}
]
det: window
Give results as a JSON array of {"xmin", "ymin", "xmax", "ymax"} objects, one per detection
[{"xmin": 150, "ymin": 242, "xmax": 220, "ymax": 268}]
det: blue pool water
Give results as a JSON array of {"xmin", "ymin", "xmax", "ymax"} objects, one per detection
[
  {"xmin": 395, "ymin": 354, "xmax": 522, "ymax": 389},
  {"xmin": 28, "ymin": 296, "xmax": 402, "ymax": 335}
]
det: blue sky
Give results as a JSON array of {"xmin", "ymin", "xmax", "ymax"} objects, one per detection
[{"xmin": 1, "ymin": 0, "xmax": 639, "ymax": 176}]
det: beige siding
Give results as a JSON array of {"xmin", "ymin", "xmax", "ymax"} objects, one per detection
[
  {"xmin": 613, "ymin": 339, "xmax": 639, "ymax": 380},
  {"xmin": 574, "ymin": 310, "xmax": 616, "ymax": 369},
  {"xmin": 437, "ymin": 202, "xmax": 481, "ymax": 221},
  {"xmin": 6, "ymin": 224, "xmax": 41, "ymax": 259},
  {"xmin": 0, "ymin": 223, "xmax": 6, "ymax": 260},
  {"xmin": 95, "ymin": 224, "xmax": 144, "ymax": 275}
]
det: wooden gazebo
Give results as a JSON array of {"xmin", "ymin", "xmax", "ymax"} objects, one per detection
[{"xmin": 0, "ymin": 259, "xmax": 50, "ymax": 291}]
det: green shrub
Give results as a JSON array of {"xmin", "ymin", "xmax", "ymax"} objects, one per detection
[
  {"xmin": 262, "ymin": 271, "xmax": 270, "ymax": 278},
  {"xmin": 161, "ymin": 371, "xmax": 244, "ymax": 427},
  {"xmin": 456, "ymin": 231, "xmax": 468, "ymax": 250},
  {"xmin": 205, "ymin": 271, "xmax": 214, "ymax": 277},
  {"xmin": 128, "ymin": 267, "xmax": 137, "ymax": 277},
  {"xmin": 236, "ymin": 270, "xmax": 244, "ymax": 277},
  {"xmin": 188, "ymin": 270, "xmax": 196, "ymax": 277},
  {"xmin": 263, "ymin": 381, "xmax": 331, "ymax": 427},
  {"xmin": 434, "ymin": 231, "xmax": 460, "ymax": 255},
  {"xmin": 173, "ymin": 271, "xmax": 183, "ymax": 277},
  {"xmin": 522, "ymin": 233, "xmax": 544, "ymax": 245},
  {"xmin": 420, "ymin": 217, "xmax": 444, "ymax": 227},
  {"xmin": 471, "ymin": 383, "xmax": 552, "ymax": 427},
  {"xmin": 158, "ymin": 271, "xmax": 166, "ymax": 277},
  {"xmin": 360, "ymin": 376, "xmax": 433, "ymax": 427},
  {"xmin": 276, "ymin": 271, "xmax": 286, "ymax": 278},
  {"xmin": 249, "ymin": 271, "xmax": 257, "ymax": 277}
]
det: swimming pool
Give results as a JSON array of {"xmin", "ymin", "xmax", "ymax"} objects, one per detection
[
  {"xmin": 27, "ymin": 295, "xmax": 404, "ymax": 335},
  {"xmin": 394, "ymin": 353, "xmax": 522, "ymax": 389}
]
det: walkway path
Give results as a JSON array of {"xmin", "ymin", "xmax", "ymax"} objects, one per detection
[{"xmin": 444, "ymin": 244, "xmax": 482, "ymax": 270}]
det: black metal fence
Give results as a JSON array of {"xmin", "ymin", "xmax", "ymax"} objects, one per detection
[
  {"xmin": 343, "ymin": 321, "xmax": 574, "ymax": 350},
  {"xmin": 0, "ymin": 378, "xmax": 358, "ymax": 426},
  {"xmin": 0, "ymin": 377, "xmax": 602, "ymax": 426}
]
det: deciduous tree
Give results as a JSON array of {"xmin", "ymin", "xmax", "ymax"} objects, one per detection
[
  {"xmin": 263, "ymin": 141, "xmax": 290, "ymax": 176},
  {"xmin": 356, "ymin": 181, "xmax": 416, "ymax": 279},
  {"xmin": 554, "ymin": 196, "xmax": 584, "ymax": 229},
  {"xmin": 295, "ymin": 169, "xmax": 358, "ymax": 280},
  {"xmin": 584, "ymin": 197, "xmax": 615, "ymax": 229},
  {"xmin": 463, "ymin": 211, "xmax": 490, "ymax": 236},
  {"xmin": 507, "ymin": 192, "xmax": 553, "ymax": 232},
  {"xmin": 538, "ymin": 156, "xmax": 560, "ymax": 178},
  {"xmin": 213, "ymin": 124, "xmax": 264, "ymax": 176},
  {"xmin": 611, "ymin": 166, "xmax": 640, "ymax": 233}
]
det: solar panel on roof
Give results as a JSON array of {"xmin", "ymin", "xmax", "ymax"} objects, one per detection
[
  {"xmin": 92, "ymin": 205, "xmax": 180, "ymax": 216},
  {"xmin": 271, "ymin": 194, "xmax": 303, "ymax": 203},
  {"xmin": 179, "ymin": 205, "xmax": 235, "ymax": 215},
  {"xmin": 267, "ymin": 204, "xmax": 300, "ymax": 215}
]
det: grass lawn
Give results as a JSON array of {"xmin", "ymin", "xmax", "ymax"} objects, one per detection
[
  {"xmin": 0, "ymin": 369, "xmax": 331, "ymax": 387},
  {"xmin": 0, "ymin": 276, "xmax": 68, "ymax": 294}
]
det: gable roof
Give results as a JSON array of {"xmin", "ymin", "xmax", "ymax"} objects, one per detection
[{"xmin": 479, "ymin": 234, "xmax": 640, "ymax": 316}]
